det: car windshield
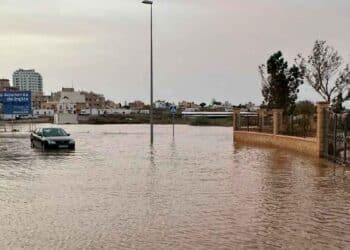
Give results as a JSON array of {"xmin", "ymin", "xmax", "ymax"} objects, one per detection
[{"xmin": 42, "ymin": 128, "xmax": 68, "ymax": 137}]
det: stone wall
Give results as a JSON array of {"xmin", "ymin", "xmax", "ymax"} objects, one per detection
[
  {"xmin": 233, "ymin": 102, "xmax": 329, "ymax": 158},
  {"xmin": 234, "ymin": 131, "xmax": 318, "ymax": 157},
  {"xmin": 54, "ymin": 113, "xmax": 78, "ymax": 124}
]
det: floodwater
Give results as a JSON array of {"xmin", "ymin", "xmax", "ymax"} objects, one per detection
[{"xmin": 0, "ymin": 124, "xmax": 350, "ymax": 249}]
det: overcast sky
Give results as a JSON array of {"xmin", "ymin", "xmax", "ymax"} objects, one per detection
[{"xmin": 0, "ymin": 0, "xmax": 349, "ymax": 104}]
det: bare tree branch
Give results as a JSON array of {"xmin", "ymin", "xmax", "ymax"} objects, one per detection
[{"xmin": 296, "ymin": 40, "xmax": 349, "ymax": 104}]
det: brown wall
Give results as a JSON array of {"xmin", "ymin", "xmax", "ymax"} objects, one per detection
[
  {"xmin": 234, "ymin": 131, "xmax": 318, "ymax": 157},
  {"xmin": 0, "ymin": 79, "xmax": 10, "ymax": 90}
]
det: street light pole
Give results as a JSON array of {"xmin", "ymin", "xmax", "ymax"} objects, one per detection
[{"xmin": 142, "ymin": 0, "xmax": 154, "ymax": 145}]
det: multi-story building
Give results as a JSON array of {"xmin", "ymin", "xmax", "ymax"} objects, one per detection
[
  {"xmin": 81, "ymin": 91, "xmax": 106, "ymax": 109},
  {"xmin": 129, "ymin": 100, "xmax": 145, "ymax": 110},
  {"xmin": 105, "ymin": 100, "xmax": 121, "ymax": 109},
  {"xmin": 50, "ymin": 91, "xmax": 62, "ymax": 102},
  {"xmin": 0, "ymin": 79, "xmax": 10, "ymax": 91},
  {"xmin": 41, "ymin": 101, "xmax": 58, "ymax": 112},
  {"xmin": 32, "ymin": 94, "xmax": 52, "ymax": 109},
  {"xmin": 57, "ymin": 88, "xmax": 86, "ymax": 114},
  {"xmin": 0, "ymin": 86, "xmax": 18, "ymax": 92},
  {"xmin": 54, "ymin": 88, "xmax": 85, "ymax": 124},
  {"xmin": 178, "ymin": 101, "xmax": 199, "ymax": 110},
  {"xmin": 155, "ymin": 100, "xmax": 168, "ymax": 109},
  {"xmin": 12, "ymin": 69, "xmax": 43, "ymax": 94}
]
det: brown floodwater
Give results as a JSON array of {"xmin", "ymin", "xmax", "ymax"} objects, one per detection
[{"xmin": 0, "ymin": 124, "xmax": 350, "ymax": 249}]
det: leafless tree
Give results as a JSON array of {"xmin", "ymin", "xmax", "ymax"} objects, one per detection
[{"xmin": 296, "ymin": 40, "xmax": 350, "ymax": 103}]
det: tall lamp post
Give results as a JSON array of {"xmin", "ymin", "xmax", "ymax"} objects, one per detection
[{"xmin": 142, "ymin": 0, "xmax": 154, "ymax": 145}]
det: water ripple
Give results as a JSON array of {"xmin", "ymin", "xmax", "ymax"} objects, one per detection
[{"xmin": 0, "ymin": 125, "xmax": 349, "ymax": 249}]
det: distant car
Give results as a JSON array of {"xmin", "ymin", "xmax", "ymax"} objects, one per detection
[{"xmin": 31, "ymin": 128, "xmax": 75, "ymax": 150}]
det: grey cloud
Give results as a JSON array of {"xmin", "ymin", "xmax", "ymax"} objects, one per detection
[{"xmin": 0, "ymin": 0, "xmax": 349, "ymax": 104}]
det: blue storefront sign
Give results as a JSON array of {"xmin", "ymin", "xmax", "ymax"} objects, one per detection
[{"xmin": 0, "ymin": 91, "xmax": 32, "ymax": 115}]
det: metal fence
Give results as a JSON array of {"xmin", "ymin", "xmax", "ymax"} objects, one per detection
[
  {"xmin": 262, "ymin": 113, "xmax": 273, "ymax": 133},
  {"xmin": 281, "ymin": 114, "xmax": 317, "ymax": 138},
  {"xmin": 238, "ymin": 112, "xmax": 273, "ymax": 133},
  {"xmin": 326, "ymin": 112, "xmax": 350, "ymax": 165},
  {"xmin": 239, "ymin": 113, "xmax": 259, "ymax": 132}
]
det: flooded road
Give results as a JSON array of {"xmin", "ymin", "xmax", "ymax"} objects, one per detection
[{"xmin": 0, "ymin": 125, "xmax": 350, "ymax": 249}]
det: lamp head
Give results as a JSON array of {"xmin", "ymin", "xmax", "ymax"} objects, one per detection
[{"xmin": 142, "ymin": 0, "xmax": 153, "ymax": 4}]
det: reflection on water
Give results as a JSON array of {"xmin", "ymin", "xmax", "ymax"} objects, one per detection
[{"xmin": 0, "ymin": 125, "xmax": 350, "ymax": 249}]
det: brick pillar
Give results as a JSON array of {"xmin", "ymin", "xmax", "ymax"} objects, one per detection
[
  {"xmin": 233, "ymin": 108, "xmax": 241, "ymax": 131},
  {"xmin": 273, "ymin": 109, "xmax": 283, "ymax": 135},
  {"xmin": 258, "ymin": 109, "xmax": 267, "ymax": 131},
  {"xmin": 317, "ymin": 102, "xmax": 329, "ymax": 158}
]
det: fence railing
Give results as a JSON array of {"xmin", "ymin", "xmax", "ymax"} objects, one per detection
[
  {"xmin": 326, "ymin": 112, "xmax": 350, "ymax": 165},
  {"xmin": 238, "ymin": 111, "xmax": 273, "ymax": 134},
  {"xmin": 262, "ymin": 113, "xmax": 274, "ymax": 134},
  {"xmin": 234, "ymin": 104, "xmax": 350, "ymax": 166},
  {"xmin": 235, "ymin": 110, "xmax": 316, "ymax": 138},
  {"xmin": 239, "ymin": 114, "xmax": 260, "ymax": 132},
  {"xmin": 280, "ymin": 114, "xmax": 317, "ymax": 138}
]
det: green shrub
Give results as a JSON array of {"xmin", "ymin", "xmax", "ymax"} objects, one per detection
[{"xmin": 190, "ymin": 117, "xmax": 211, "ymax": 126}]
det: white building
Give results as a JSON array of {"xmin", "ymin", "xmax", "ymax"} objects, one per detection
[
  {"xmin": 105, "ymin": 108, "xmax": 133, "ymax": 115},
  {"xmin": 33, "ymin": 109, "xmax": 55, "ymax": 117},
  {"xmin": 13, "ymin": 69, "xmax": 43, "ymax": 94},
  {"xmin": 155, "ymin": 100, "xmax": 167, "ymax": 109},
  {"xmin": 57, "ymin": 89, "xmax": 85, "ymax": 114},
  {"xmin": 184, "ymin": 108, "xmax": 199, "ymax": 112},
  {"xmin": 80, "ymin": 108, "xmax": 143, "ymax": 116},
  {"xmin": 55, "ymin": 88, "xmax": 85, "ymax": 124},
  {"xmin": 80, "ymin": 108, "xmax": 105, "ymax": 116},
  {"xmin": 139, "ymin": 110, "xmax": 150, "ymax": 115}
]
